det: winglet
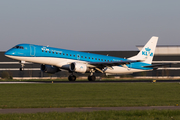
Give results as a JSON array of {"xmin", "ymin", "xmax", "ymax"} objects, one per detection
[{"xmin": 128, "ymin": 36, "xmax": 158, "ymax": 64}]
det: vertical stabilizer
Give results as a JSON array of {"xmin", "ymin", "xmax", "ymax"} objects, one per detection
[{"xmin": 128, "ymin": 36, "xmax": 158, "ymax": 64}]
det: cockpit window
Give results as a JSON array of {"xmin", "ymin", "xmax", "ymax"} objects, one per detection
[
  {"xmin": 20, "ymin": 46, "xmax": 24, "ymax": 49},
  {"xmin": 13, "ymin": 46, "xmax": 24, "ymax": 49}
]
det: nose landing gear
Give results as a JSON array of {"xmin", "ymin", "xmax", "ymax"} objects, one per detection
[{"xmin": 20, "ymin": 61, "xmax": 25, "ymax": 71}]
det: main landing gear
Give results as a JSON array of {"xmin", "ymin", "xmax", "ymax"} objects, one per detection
[
  {"xmin": 88, "ymin": 69, "xmax": 96, "ymax": 81},
  {"xmin": 68, "ymin": 74, "xmax": 96, "ymax": 81},
  {"xmin": 88, "ymin": 75, "xmax": 96, "ymax": 81},
  {"xmin": 68, "ymin": 74, "xmax": 76, "ymax": 81},
  {"xmin": 68, "ymin": 69, "xmax": 96, "ymax": 81}
]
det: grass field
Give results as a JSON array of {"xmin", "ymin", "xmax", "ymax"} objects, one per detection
[
  {"xmin": 1, "ymin": 82, "xmax": 180, "ymax": 119},
  {"xmin": 1, "ymin": 110, "xmax": 180, "ymax": 120},
  {"xmin": 0, "ymin": 83, "xmax": 180, "ymax": 108}
]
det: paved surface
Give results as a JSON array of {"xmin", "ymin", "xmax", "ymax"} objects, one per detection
[
  {"xmin": 1, "ymin": 80, "xmax": 180, "ymax": 84},
  {"xmin": 1, "ymin": 106, "xmax": 180, "ymax": 114}
]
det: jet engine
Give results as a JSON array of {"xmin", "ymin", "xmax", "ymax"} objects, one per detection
[
  {"xmin": 41, "ymin": 64, "xmax": 59, "ymax": 74},
  {"xmin": 69, "ymin": 62, "xmax": 88, "ymax": 73}
]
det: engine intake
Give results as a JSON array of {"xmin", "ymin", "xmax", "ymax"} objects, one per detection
[
  {"xmin": 41, "ymin": 64, "xmax": 59, "ymax": 74},
  {"xmin": 69, "ymin": 62, "xmax": 87, "ymax": 73}
]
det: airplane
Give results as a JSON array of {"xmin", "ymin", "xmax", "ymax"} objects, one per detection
[{"xmin": 5, "ymin": 36, "xmax": 162, "ymax": 81}]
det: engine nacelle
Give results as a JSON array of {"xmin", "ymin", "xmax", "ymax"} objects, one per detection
[
  {"xmin": 69, "ymin": 62, "xmax": 87, "ymax": 73},
  {"xmin": 41, "ymin": 64, "xmax": 59, "ymax": 74}
]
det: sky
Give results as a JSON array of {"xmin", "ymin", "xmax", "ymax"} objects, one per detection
[{"xmin": 0, "ymin": 0, "xmax": 180, "ymax": 51}]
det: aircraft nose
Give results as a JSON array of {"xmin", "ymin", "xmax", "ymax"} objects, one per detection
[{"xmin": 5, "ymin": 49, "xmax": 15, "ymax": 56}]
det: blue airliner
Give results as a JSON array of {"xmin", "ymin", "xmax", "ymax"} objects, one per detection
[{"xmin": 5, "ymin": 36, "xmax": 159, "ymax": 81}]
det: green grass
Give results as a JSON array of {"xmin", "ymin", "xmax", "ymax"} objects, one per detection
[
  {"xmin": 0, "ymin": 83, "xmax": 180, "ymax": 108},
  {"xmin": 1, "ymin": 110, "xmax": 180, "ymax": 120}
]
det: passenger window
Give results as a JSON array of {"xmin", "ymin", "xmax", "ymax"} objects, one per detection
[
  {"xmin": 73, "ymin": 55, "xmax": 75, "ymax": 57},
  {"xmin": 49, "ymin": 51, "xmax": 51, "ymax": 53}
]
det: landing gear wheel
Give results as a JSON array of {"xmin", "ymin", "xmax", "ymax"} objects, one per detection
[
  {"xmin": 88, "ymin": 75, "xmax": 96, "ymax": 81},
  {"xmin": 68, "ymin": 75, "xmax": 76, "ymax": 81}
]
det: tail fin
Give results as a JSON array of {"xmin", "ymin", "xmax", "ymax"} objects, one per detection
[{"xmin": 128, "ymin": 36, "xmax": 158, "ymax": 64}]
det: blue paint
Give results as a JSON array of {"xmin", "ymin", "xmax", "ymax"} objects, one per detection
[{"xmin": 5, "ymin": 44, "xmax": 153, "ymax": 70}]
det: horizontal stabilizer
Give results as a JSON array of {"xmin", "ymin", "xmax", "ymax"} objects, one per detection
[{"xmin": 143, "ymin": 63, "xmax": 174, "ymax": 68}]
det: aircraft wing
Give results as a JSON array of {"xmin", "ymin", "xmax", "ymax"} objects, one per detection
[{"xmin": 88, "ymin": 60, "xmax": 140, "ymax": 69}]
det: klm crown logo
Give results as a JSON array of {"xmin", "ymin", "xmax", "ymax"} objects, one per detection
[
  {"xmin": 145, "ymin": 47, "xmax": 151, "ymax": 52},
  {"xmin": 142, "ymin": 47, "xmax": 153, "ymax": 57}
]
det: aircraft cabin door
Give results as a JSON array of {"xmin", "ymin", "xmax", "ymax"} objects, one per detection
[{"xmin": 30, "ymin": 45, "xmax": 36, "ymax": 56}]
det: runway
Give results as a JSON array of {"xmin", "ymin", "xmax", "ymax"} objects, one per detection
[
  {"xmin": 1, "ymin": 80, "xmax": 180, "ymax": 84},
  {"xmin": 1, "ymin": 106, "xmax": 180, "ymax": 114}
]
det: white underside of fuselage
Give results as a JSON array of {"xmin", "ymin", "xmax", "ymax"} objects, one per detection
[{"xmin": 5, "ymin": 55, "xmax": 149, "ymax": 74}]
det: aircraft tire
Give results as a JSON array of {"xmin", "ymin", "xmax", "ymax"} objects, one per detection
[
  {"xmin": 68, "ymin": 75, "xmax": 76, "ymax": 81},
  {"xmin": 88, "ymin": 75, "xmax": 96, "ymax": 81}
]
